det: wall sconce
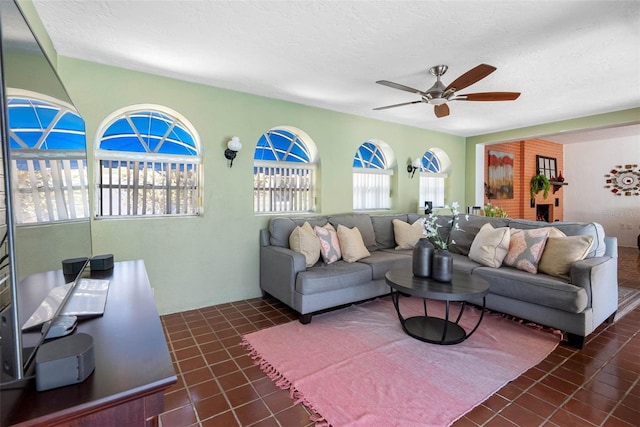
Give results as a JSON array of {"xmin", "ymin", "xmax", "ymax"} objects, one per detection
[
  {"xmin": 407, "ymin": 158, "xmax": 421, "ymax": 178},
  {"xmin": 224, "ymin": 136, "xmax": 242, "ymax": 167}
]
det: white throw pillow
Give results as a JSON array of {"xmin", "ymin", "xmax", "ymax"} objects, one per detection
[
  {"xmin": 468, "ymin": 223, "xmax": 511, "ymax": 268},
  {"xmin": 337, "ymin": 224, "xmax": 371, "ymax": 263},
  {"xmin": 392, "ymin": 218, "xmax": 426, "ymax": 250},
  {"xmin": 289, "ymin": 222, "xmax": 321, "ymax": 267}
]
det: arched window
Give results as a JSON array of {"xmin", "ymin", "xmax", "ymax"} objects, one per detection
[
  {"xmin": 419, "ymin": 148, "xmax": 450, "ymax": 209},
  {"xmin": 7, "ymin": 93, "xmax": 88, "ymax": 224},
  {"xmin": 353, "ymin": 140, "xmax": 393, "ymax": 210},
  {"xmin": 253, "ymin": 126, "xmax": 317, "ymax": 213},
  {"xmin": 95, "ymin": 106, "xmax": 202, "ymax": 217}
]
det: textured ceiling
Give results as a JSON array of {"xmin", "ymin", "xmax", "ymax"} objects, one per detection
[{"xmin": 32, "ymin": 0, "xmax": 640, "ymax": 138}]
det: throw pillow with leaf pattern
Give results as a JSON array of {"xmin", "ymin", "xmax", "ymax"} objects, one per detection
[{"xmin": 502, "ymin": 227, "xmax": 550, "ymax": 273}]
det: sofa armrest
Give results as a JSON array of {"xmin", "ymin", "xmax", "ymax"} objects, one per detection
[
  {"xmin": 570, "ymin": 256, "xmax": 618, "ymax": 327},
  {"xmin": 260, "ymin": 245, "xmax": 306, "ymax": 309},
  {"xmin": 604, "ymin": 236, "xmax": 618, "ymax": 258}
]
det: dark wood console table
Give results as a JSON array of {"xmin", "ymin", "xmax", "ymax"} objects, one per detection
[{"xmin": 1, "ymin": 260, "xmax": 176, "ymax": 426}]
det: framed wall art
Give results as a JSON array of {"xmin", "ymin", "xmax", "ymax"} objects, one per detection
[{"xmin": 487, "ymin": 150, "xmax": 514, "ymax": 199}]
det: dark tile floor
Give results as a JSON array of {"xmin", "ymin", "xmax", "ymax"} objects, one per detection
[{"xmin": 159, "ymin": 247, "xmax": 640, "ymax": 426}]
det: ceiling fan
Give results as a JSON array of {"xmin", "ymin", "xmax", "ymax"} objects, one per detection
[{"xmin": 374, "ymin": 64, "xmax": 520, "ymax": 118}]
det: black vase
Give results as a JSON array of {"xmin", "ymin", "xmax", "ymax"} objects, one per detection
[
  {"xmin": 413, "ymin": 238, "xmax": 434, "ymax": 277},
  {"xmin": 432, "ymin": 249, "xmax": 453, "ymax": 282}
]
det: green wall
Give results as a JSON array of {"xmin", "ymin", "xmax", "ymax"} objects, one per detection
[{"xmin": 54, "ymin": 57, "xmax": 465, "ymax": 314}]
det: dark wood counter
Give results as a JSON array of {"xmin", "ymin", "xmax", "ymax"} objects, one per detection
[{"xmin": 1, "ymin": 260, "xmax": 176, "ymax": 426}]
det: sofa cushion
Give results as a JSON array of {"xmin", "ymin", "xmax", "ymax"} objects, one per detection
[
  {"xmin": 449, "ymin": 215, "xmax": 509, "ymax": 255},
  {"xmin": 538, "ymin": 235, "xmax": 594, "ymax": 280},
  {"xmin": 269, "ymin": 217, "xmax": 297, "ymax": 248},
  {"xmin": 508, "ymin": 219, "xmax": 605, "ymax": 258},
  {"xmin": 392, "ymin": 218, "xmax": 425, "ymax": 249},
  {"xmin": 296, "ymin": 261, "xmax": 372, "ymax": 295},
  {"xmin": 473, "ymin": 266, "xmax": 588, "ymax": 313},
  {"xmin": 451, "ymin": 253, "xmax": 485, "ymax": 274},
  {"xmin": 356, "ymin": 251, "xmax": 412, "ymax": 280},
  {"xmin": 337, "ymin": 225, "xmax": 371, "ymax": 263},
  {"xmin": 329, "ymin": 214, "xmax": 377, "ymax": 252},
  {"xmin": 468, "ymin": 223, "xmax": 511, "ymax": 268},
  {"xmin": 289, "ymin": 222, "xmax": 320, "ymax": 267},
  {"xmin": 371, "ymin": 214, "xmax": 408, "ymax": 249},
  {"xmin": 269, "ymin": 216, "xmax": 327, "ymax": 248},
  {"xmin": 503, "ymin": 227, "xmax": 550, "ymax": 273},
  {"xmin": 314, "ymin": 224, "xmax": 342, "ymax": 264}
]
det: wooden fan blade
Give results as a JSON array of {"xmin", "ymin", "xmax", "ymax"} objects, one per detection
[
  {"xmin": 376, "ymin": 80, "xmax": 424, "ymax": 95},
  {"xmin": 445, "ymin": 64, "xmax": 496, "ymax": 92},
  {"xmin": 434, "ymin": 104, "xmax": 450, "ymax": 118},
  {"xmin": 456, "ymin": 92, "xmax": 521, "ymax": 101},
  {"xmin": 373, "ymin": 100, "xmax": 423, "ymax": 111}
]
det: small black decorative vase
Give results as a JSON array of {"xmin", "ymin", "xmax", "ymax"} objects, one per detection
[
  {"xmin": 412, "ymin": 238, "xmax": 434, "ymax": 277},
  {"xmin": 432, "ymin": 249, "xmax": 453, "ymax": 282}
]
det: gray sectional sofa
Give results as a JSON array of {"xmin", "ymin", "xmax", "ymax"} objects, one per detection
[{"xmin": 259, "ymin": 213, "xmax": 618, "ymax": 348}]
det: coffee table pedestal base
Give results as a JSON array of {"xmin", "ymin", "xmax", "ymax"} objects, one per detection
[
  {"xmin": 391, "ymin": 290, "xmax": 486, "ymax": 345},
  {"xmin": 403, "ymin": 316, "xmax": 467, "ymax": 345}
]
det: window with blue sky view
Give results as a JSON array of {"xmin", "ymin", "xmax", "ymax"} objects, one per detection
[
  {"xmin": 8, "ymin": 96, "xmax": 89, "ymax": 224},
  {"xmin": 96, "ymin": 108, "xmax": 201, "ymax": 217},
  {"xmin": 254, "ymin": 127, "xmax": 315, "ymax": 213},
  {"xmin": 353, "ymin": 140, "xmax": 392, "ymax": 210}
]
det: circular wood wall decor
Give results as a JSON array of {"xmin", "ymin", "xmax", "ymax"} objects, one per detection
[{"xmin": 604, "ymin": 164, "xmax": 640, "ymax": 196}]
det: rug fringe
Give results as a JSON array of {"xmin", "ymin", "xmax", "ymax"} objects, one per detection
[
  {"xmin": 241, "ymin": 338, "xmax": 330, "ymax": 426},
  {"xmin": 482, "ymin": 306, "xmax": 564, "ymax": 339}
]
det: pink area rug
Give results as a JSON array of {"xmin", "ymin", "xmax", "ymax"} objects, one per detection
[{"xmin": 242, "ymin": 296, "xmax": 560, "ymax": 427}]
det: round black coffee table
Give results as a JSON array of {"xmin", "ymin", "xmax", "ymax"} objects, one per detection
[{"xmin": 385, "ymin": 268, "xmax": 490, "ymax": 345}]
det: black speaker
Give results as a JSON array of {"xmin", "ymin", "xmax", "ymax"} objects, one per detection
[
  {"xmin": 62, "ymin": 257, "xmax": 89, "ymax": 276},
  {"xmin": 90, "ymin": 254, "xmax": 114, "ymax": 271}
]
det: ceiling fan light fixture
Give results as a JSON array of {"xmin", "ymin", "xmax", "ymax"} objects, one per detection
[{"xmin": 429, "ymin": 97, "xmax": 448, "ymax": 106}]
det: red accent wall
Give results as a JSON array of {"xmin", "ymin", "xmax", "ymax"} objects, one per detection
[{"xmin": 485, "ymin": 139, "xmax": 564, "ymax": 221}]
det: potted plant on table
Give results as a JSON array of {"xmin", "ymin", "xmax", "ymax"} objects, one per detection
[{"xmin": 422, "ymin": 202, "xmax": 466, "ymax": 282}]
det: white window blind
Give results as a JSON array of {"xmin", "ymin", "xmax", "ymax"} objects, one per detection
[
  {"xmin": 419, "ymin": 173, "xmax": 446, "ymax": 209},
  {"xmin": 11, "ymin": 153, "xmax": 90, "ymax": 224},
  {"xmin": 254, "ymin": 161, "xmax": 315, "ymax": 213},
  {"xmin": 97, "ymin": 154, "xmax": 200, "ymax": 216},
  {"xmin": 353, "ymin": 169, "xmax": 392, "ymax": 210}
]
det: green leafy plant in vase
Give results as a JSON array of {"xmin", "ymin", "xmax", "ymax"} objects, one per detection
[
  {"xmin": 483, "ymin": 203, "xmax": 508, "ymax": 218},
  {"xmin": 530, "ymin": 174, "xmax": 551, "ymax": 202}
]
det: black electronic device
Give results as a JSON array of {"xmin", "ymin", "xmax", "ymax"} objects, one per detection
[
  {"xmin": 62, "ymin": 257, "xmax": 89, "ymax": 276},
  {"xmin": 90, "ymin": 254, "xmax": 114, "ymax": 271},
  {"xmin": 424, "ymin": 201, "xmax": 433, "ymax": 215}
]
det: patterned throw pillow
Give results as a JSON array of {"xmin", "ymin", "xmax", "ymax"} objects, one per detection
[
  {"xmin": 289, "ymin": 222, "xmax": 321, "ymax": 268},
  {"xmin": 314, "ymin": 223, "xmax": 342, "ymax": 264},
  {"xmin": 392, "ymin": 218, "xmax": 426, "ymax": 250},
  {"xmin": 503, "ymin": 228, "xmax": 551, "ymax": 273}
]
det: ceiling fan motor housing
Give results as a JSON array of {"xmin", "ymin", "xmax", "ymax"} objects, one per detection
[{"xmin": 423, "ymin": 79, "xmax": 448, "ymax": 105}]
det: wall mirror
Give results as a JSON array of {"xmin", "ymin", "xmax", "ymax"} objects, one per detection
[
  {"xmin": 0, "ymin": 0, "xmax": 91, "ymax": 382},
  {"xmin": 536, "ymin": 155, "xmax": 557, "ymax": 180}
]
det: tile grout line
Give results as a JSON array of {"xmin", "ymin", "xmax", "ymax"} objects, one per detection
[{"xmin": 538, "ymin": 321, "xmax": 639, "ymax": 426}]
